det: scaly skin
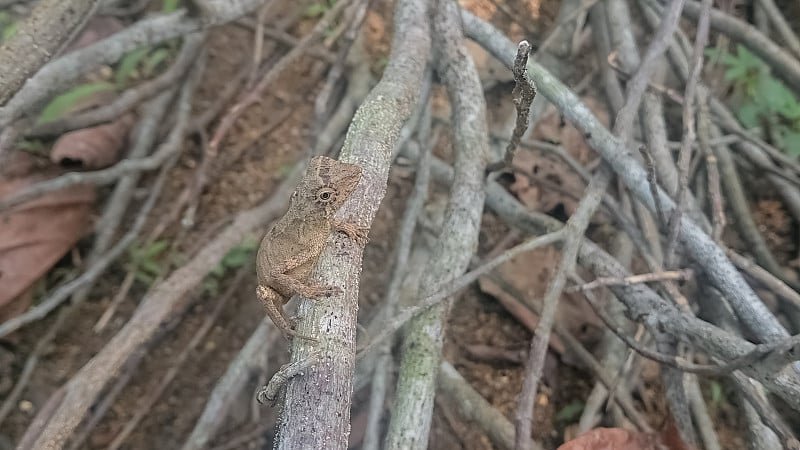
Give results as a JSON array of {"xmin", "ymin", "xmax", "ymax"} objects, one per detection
[{"xmin": 255, "ymin": 156, "xmax": 369, "ymax": 341}]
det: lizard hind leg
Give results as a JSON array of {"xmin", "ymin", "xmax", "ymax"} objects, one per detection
[{"xmin": 256, "ymin": 285, "xmax": 318, "ymax": 343}]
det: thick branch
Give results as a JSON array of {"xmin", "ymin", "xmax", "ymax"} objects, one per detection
[
  {"xmin": 384, "ymin": 1, "xmax": 489, "ymax": 447},
  {"xmin": 272, "ymin": 0, "xmax": 431, "ymax": 448},
  {"xmin": 0, "ymin": 0, "xmax": 264, "ymax": 127},
  {"xmin": 0, "ymin": 0, "xmax": 100, "ymax": 105}
]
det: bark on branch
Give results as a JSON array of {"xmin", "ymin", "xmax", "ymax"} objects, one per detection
[
  {"xmin": 0, "ymin": 0, "xmax": 101, "ymax": 105},
  {"xmin": 0, "ymin": 0, "xmax": 265, "ymax": 128},
  {"xmin": 385, "ymin": 0, "xmax": 490, "ymax": 446},
  {"xmin": 271, "ymin": 0, "xmax": 431, "ymax": 448},
  {"xmin": 460, "ymin": 9, "xmax": 793, "ymax": 345}
]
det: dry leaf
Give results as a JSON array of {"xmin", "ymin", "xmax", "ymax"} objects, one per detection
[
  {"xmin": 466, "ymin": 40, "xmax": 514, "ymax": 89},
  {"xmin": 659, "ymin": 418, "xmax": 698, "ymax": 450},
  {"xmin": 0, "ymin": 153, "xmax": 95, "ymax": 323},
  {"xmin": 477, "ymin": 246, "xmax": 603, "ymax": 357},
  {"xmin": 510, "ymin": 98, "xmax": 608, "ymax": 216},
  {"xmin": 50, "ymin": 114, "xmax": 135, "ymax": 169},
  {"xmin": 557, "ymin": 427, "xmax": 663, "ymax": 450},
  {"xmin": 64, "ymin": 16, "xmax": 125, "ymax": 53}
]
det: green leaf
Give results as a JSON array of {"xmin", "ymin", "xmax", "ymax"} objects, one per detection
[
  {"xmin": 734, "ymin": 45, "xmax": 763, "ymax": 71},
  {"xmin": 710, "ymin": 381, "xmax": 723, "ymax": 405},
  {"xmin": 736, "ymin": 102, "xmax": 762, "ymax": 129},
  {"xmin": 780, "ymin": 99, "xmax": 800, "ymax": 120},
  {"xmin": 37, "ymin": 82, "xmax": 117, "ymax": 124},
  {"xmin": 555, "ymin": 400, "xmax": 584, "ymax": 422},
  {"xmin": 723, "ymin": 65, "xmax": 746, "ymax": 82},
  {"xmin": 780, "ymin": 130, "xmax": 800, "ymax": 156},
  {"xmin": 116, "ymin": 47, "xmax": 150, "ymax": 85},
  {"xmin": 162, "ymin": 0, "xmax": 180, "ymax": 12},
  {"xmin": 203, "ymin": 278, "xmax": 220, "ymax": 296},
  {"xmin": 303, "ymin": 1, "xmax": 331, "ymax": 18},
  {"xmin": 134, "ymin": 271, "xmax": 156, "ymax": 285},
  {"xmin": 142, "ymin": 240, "xmax": 169, "ymax": 258},
  {"xmin": 142, "ymin": 48, "xmax": 171, "ymax": 77},
  {"xmin": 221, "ymin": 242, "xmax": 257, "ymax": 269},
  {"xmin": 2, "ymin": 21, "xmax": 17, "ymax": 42},
  {"xmin": 703, "ymin": 47, "xmax": 723, "ymax": 59},
  {"xmin": 756, "ymin": 77, "xmax": 793, "ymax": 112},
  {"xmin": 16, "ymin": 139, "xmax": 46, "ymax": 154},
  {"xmin": 139, "ymin": 260, "xmax": 162, "ymax": 276}
]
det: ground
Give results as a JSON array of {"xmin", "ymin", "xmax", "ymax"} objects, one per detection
[{"xmin": 1, "ymin": 0, "xmax": 798, "ymax": 449}]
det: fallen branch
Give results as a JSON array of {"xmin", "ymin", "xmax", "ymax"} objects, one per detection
[
  {"xmin": 0, "ymin": 0, "xmax": 101, "ymax": 105},
  {"xmin": 0, "ymin": 0, "xmax": 265, "ymax": 127},
  {"xmin": 27, "ymin": 32, "xmax": 205, "ymax": 137},
  {"xmin": 461, "ymin": 8, "xmax": 793, "ymax": 345}
]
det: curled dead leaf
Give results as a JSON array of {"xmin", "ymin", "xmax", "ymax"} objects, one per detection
[
  {"xmin": 0, "ymin": 153, "xmax": 95, "ymax": 325},
  {"xmin": 50, "ymin": 114, "xmax": 135, "ymax": 169},
  {"xmin": 557, "ymin": 427, "xmax": 664, "ymax": 450}
]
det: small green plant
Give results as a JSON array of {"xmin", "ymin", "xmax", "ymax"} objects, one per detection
[
  {"xmin": 162, "ymin": 0, "xmax": 180, "ymax": 13},
  {"xmin": 709, "ymin": 380, "xmax": 726, "ymax": 410},
  {"xmin": 116, "ymin": 47, "xmax": 151, "ymax": 85},
  {"xmin": 203, "ymin": 239, "xmax": 259, "ymax": 295},
  {"xmin": 127, "ymin": 240, "xmax": 170, "ymax": 285},
  {"xmin": 15, "ymin": 139, "xmax": 47, "ymax": 156},
  {"xmin": 36, "ymin": 81, "xmax": 118, "ymax": 124},
  {"xmin": 707, "ymin": 44, "xmax": 800, "ymax": 156},
  {"xmin": 304, "ymin": 0, "xmax": 336, "ymax": 18},
  {"xmin": 554, "ymin": 400, "xmax": 585, "ymax": 423},
  {"xmin": 0, "ymin": 11, "xmax": 16, "ymax": 42}
]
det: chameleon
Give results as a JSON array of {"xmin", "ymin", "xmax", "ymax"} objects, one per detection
[{"xmin": 256, "ymin": 155, "xmax": 368, "ymax": 341}]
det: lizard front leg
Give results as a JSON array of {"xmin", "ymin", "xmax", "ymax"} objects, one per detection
[
  {"xmin": 257, "ymin": 285, "xmax": 318, "ymax": 342},
  {"xmin": 334, "ymin": 218, "xmax": 370, "ymax": 246}
]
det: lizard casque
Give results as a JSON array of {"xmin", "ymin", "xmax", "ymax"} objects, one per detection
[{"xmin": 256, "ymin": 155, "xmax": 368, "ymax": 340}]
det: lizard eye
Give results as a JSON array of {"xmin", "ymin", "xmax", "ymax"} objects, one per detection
[{"xmin": 316, "ymin": 187, "xmax": 336, "ymax": 203}]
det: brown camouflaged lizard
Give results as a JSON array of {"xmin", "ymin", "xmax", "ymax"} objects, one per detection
[{"xmin": 256, "ymin": 156, "xmax": 368, "ymax": 340}]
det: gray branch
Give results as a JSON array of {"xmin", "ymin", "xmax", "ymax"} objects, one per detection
[
  {"xmin": 384, "ymin": 0, "xmax": 489, "ymax": 446},
  {"xmin": 0, "ymin": 0, "xmax": 101, "ymax": 105},
  {"xmin": 0, "ymin": 0, "xmax": 265, "ymax": 127},
  {"xmin": 461, "ymin": 8, "xmax": 793, "ymax": 345},
  {"xmin": 272, "ymin": 0, "xmax": 431, "ymax": 448}
]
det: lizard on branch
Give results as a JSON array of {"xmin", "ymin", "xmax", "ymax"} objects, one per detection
[{"xmin": 256, "ymin": 155, "xmax": 368, "ymax": 341}]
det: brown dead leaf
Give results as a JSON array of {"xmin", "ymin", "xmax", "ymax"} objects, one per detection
[
  {"xmin": 477, "ymin": 246, "xmax": 603, "ymax": 357},
  {"xmin": 64, "ymin": 16, "xmax": 125, "ymax": 54},
  {"xmin": 50, "ymin": 114, "xmax": 135, "ymax": 169},
  {"xmin": 510, "ymin": 98, "xmax": 608, "ymax": 216},
  {"xmin": 557, "ymin": 427, "xmax": 664, "ymax": 450},
  {"xmin": 0, "ymin": 153, "xmax": 95, "ymax": 324},
  {"xmin": 659, "ymin": 418, "xmax": 698, "ymax": 450},
  {"xmin": 460, "ymin": 0, "xmax": 498, "ymax": 19},
  {"xmin": 466, "ymin": 40, "xmax": 514, "ymax": 89}
]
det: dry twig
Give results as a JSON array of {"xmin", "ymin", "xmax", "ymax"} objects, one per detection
[{"xmin": 486, "ymin": 40, "xmax": 535, "ymax": 172}]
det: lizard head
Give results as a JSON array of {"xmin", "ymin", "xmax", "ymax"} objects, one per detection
[{"xmin": 291, "ymin": 155, "xmax": 362, "ymax": 218}]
